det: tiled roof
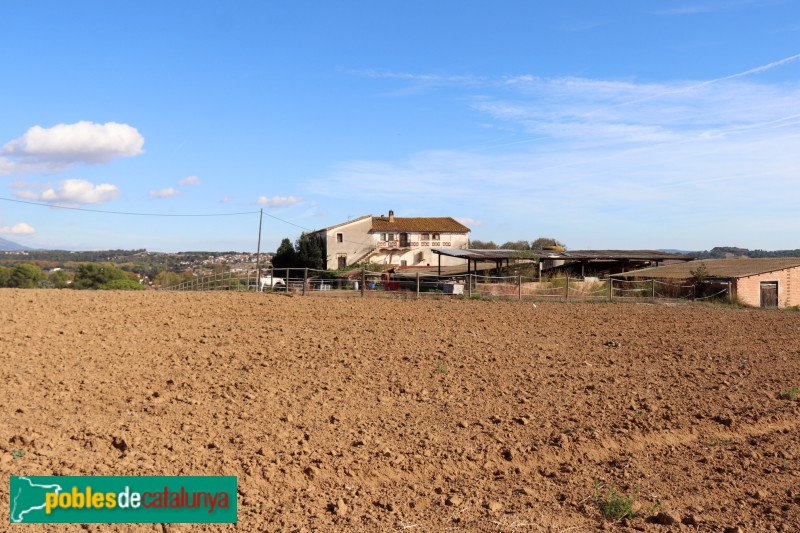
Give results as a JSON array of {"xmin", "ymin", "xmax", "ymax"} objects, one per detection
[
  {"xmin": 617, "ymin": 258, "xmax": 800, "ymax": 279},
  {"xmin": 310, "ymin": 215, "xmax": 372, "ymax": 234},
  {"xmin": 370, "ymin": 217, "xmax": 470, "ymax": 233}
]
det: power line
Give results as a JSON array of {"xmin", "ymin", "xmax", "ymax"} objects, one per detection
[
  {"xmin": 1, "ymin": 194, "xmax": 380, "ymax": 252},
  {"xmin": 262, "ymin": 210, "xmax": 313, "ymax": 231},
  {"xmin": 0, "ymin": 196, "xmax": 260, "ymax": 217}
]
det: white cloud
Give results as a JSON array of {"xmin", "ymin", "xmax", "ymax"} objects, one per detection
[
  {"xmin": 456, "ymin": 217, "xmax": 483, "ymax": 227},
  {"xmin": 257, "ymin": 196, "xmax": 304, "ymax": 208},
  {"xmin": 149, "ymin": 187, "xmax": 181, "ymax": 199},
  {"xmin": 0, "ymin": 157, "xmax": 13, "ymax": 175},
  {"xmin": 16, "ymin": 179, "xmax": 120, "ymax": 205},
  {"xmin": 178, "ymin": 175, "xmax": 200, "ymax": 186},
  {"xmin": 0, "ymin": 222, "xmax": 35, "ymax": 235},
  {"xmin": 2, "ymin": 121, "xmax": 144, "ymax": 172},
  {"xmin": 220, "ymin": 195, "xmax": 231, "ymax": 203}
]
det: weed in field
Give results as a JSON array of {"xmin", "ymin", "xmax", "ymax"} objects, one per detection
[
  {"xmin": 11, "ymin": 449, "xmax": 25, "ymax": 460},
  {"xmin": 780, "ymin": 386, "xmax": 798, "ymax": 400},
  {"xmin": 595, "ymin": 482, "xmax": 636, "ymax": 521},
  {"xmin": 594, "ymin": 482, "xmax": 658, "ymax": 522},
  {"xmin": 706, "ymin": 435, "xmax": 731, "ymax": 446},
  {"xmin": 437, "ymin": 360, "xmax": 448, "ymax": 375}
]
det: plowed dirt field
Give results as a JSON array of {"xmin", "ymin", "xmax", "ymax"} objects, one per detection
[{"xmin": 2, "ymin": 290, "xmax": 800, "ymax": 531}]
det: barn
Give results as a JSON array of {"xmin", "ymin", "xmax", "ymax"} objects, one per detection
[{"xmin": 616, "ymin": 258, "xmax": 800, "ymax": 308}]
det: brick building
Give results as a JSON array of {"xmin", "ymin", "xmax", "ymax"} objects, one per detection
[{"xmin": 618, "ymin": 258, "xmax": 800, "ymax": 308}]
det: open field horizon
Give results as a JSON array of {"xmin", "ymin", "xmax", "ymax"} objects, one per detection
[{"xmin": 1, "ymin": 290, "xmax": 799, "ymax": 530}]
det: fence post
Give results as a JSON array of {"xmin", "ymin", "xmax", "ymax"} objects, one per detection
[
  {"xmin": 303, "ymin": 268, "xmax": 308, "ymax": 296},
  {"xmin": 361, "ymin": 269, "xmax": 366, "ymax": 297},
  {"xmin": 651, "ymin": 279, "xmax": 655, "ymax": 302},
  {"xmin": 565, "ymin": 274, "xmax": 570, "ymax": 300},
  {"xmin": 518, "ymin": 274, "xmax": 522, "ymax": 301},
  {"xmin": 467, "ymin": 274, "xmax": 472, "ymax": 299},
  {"xmin": 608, "ymin": 278, "xmax": 613, "ymax": 302},
  {"xmin": 416, "ymin": 272, "xmax": 420, "ymax": 299},
  {"xmin": 728, "ymin": 281, "xmax": 732, "ymax": 303},
  {"xmin": 285, "ymin": 268, "xmax": 290, "ymax": 293}
]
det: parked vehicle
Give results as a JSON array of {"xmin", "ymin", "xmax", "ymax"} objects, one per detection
[{"xmin": 259, "ymin": 275, "xmax": 286, "ymax": 291}]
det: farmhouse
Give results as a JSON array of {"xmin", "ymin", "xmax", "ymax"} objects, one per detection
[
  {"xmin": 616, "ymin": 257, "xmax": 800, "ymax": 308},
  {"xmin": 310, "ymin": 210, "xmax": 470, "ymax": 270}
]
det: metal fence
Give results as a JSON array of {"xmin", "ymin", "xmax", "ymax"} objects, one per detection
[{"xmin": 164, "ymin": 268, "xmax": 733, "ymax": 304}]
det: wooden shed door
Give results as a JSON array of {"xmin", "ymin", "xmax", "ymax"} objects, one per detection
[{"xmin": 760, "ymin": 281, "xmax": 778, "ymax": 308}]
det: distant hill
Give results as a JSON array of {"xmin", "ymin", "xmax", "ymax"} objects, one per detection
[
  {"xmin": 658, "ymin": 249, "xmax": 693, "ymax": 255},
  {"xmin": 689, "ymin": 247, "xmax": 800, "ymax": 259},
  {"xmin": 0, "ymin": 237, "xmax": 32, "ymax": 251}
]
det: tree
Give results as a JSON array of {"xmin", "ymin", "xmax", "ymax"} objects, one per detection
[
  {"xmin": 49, "ymin": 269, "xmax": 70, "ymax": 288},
  {"xmin": 531, "ymin": 237, "xmax": 565, "ymax": 250},
  {"xmin": 500, "ymin": 240, "xmax": 531, "ymax": 251},
  {"xmin": 690, "ymin": 262, "xmax": 710, "ymax": 299},
  {"xmin": 153, "ymin": 271, "xmax": 183, "ymax": 288},
  {"xmin": 100, "ymin": 278, "xmax": 145, "ymax": 290},
  {"xmin": 271, "ymin": 238, "xmax": 298, "ymax": 269},
  {"xmin": 72, "ymin": 263, "xmax": 138, "ymax": 290},
  {"xmin": 470, "ymin": 240, "xmax": 498, "ymax": 249},
  {"xmin": 0, "ymin": 266, "xmax": 11, "ymax": 287},
  {"xmin": 295, "ymin": 232, "xmax": 325, "ymax": 270},
  {"xmin": 9, "ymin": 264, "xmax": 43, "ymax": 288}
]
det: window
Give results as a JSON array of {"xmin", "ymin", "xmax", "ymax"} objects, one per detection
[
  {"xmin": 388, "ymin": 233, "xmax": 395, "ymax": 241},
  {"xmin": 432, "ymin": 233, "xmax": 440, "ymax": 240},
  {"xmin": 421, "ymin": 233, "xmax": 430, "ymax": 240},
  {"xmin": 400, "ymin": 260, "xmax": 407, "ymax": 266},
  {"xmin": 381, "ymin": 233, "xmax": 387, "ymax": 241},
  {"xmin": 337, "ymin": 256, "xmax": 347, "ymax": 269},
  {"xmin": 336, "ymin": 233, "xmax": 343, "ymax": 243}
]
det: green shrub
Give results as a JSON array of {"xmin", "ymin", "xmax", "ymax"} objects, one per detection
[
  {"xmin": 594, "ymin": 481, "xmax": 659, "ymax": 522},
  {"xmin": 780, "ymin": 386, "xmax": 798, "ymax": 400},
  {"xmin": 100, "ymin": 278, "xmax": 145, "ymax": 290}
]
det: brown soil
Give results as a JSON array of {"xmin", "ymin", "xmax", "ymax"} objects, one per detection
[{"xmin": 1, "ymin": 290, "xmax": 800, "ymax": 531}]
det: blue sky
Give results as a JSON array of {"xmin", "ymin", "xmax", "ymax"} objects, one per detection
[{"xmin": 1, "ymin": 1, "xmax": 799, "ymax": 252}]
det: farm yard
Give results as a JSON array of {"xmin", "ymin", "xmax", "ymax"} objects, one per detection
[{"xmin": 1, "ymin": 290, "xmax": 800, "ymax": 531}]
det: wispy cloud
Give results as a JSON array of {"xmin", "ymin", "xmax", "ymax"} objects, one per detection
[
  {"xmin": 178, "ymin": 175, "xmax": 200, "ymax": 186},
  {"xmin": 652, "ymin": 0, "xmax": 768, "ymax": 16},
  {"xmin": 1, "ymin": 121, "xmax": 144, "ymax": 173},
  {"xmin": 257, "ymin": 196, "xmax": 304, "ymax": 208},
  {"xmin": 15, "ymin": 179, "xmax": 120, "ymax": 205},
  {"xmin": 348, "ymin": 69, "xmax": 485, "ymax": 85},
  {"xmin": 149, "ymin": 187, "xmax": 181, "ymax": 199},
  {"xmin": 314, "ymin": 55, "xmax": 800, "ymax": 248},
  {"xmin": 456, "ymin": 217, "xmax": 484, "ymax": 227}
]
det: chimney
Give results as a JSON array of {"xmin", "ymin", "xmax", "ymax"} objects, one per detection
[{"xmin": 388, "ymin": 210, "xmax": 395, "ymax": 222}]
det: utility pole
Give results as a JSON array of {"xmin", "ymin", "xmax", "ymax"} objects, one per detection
[{"xmin": 255, "ymin": 208, "xmax": 263, "ymax": 291}]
